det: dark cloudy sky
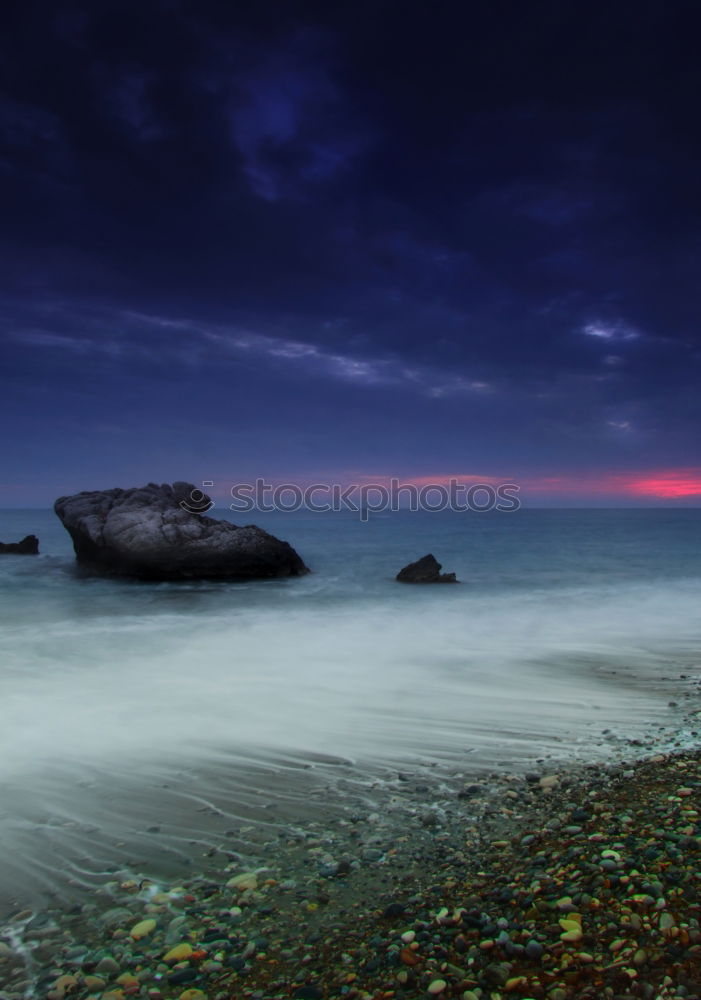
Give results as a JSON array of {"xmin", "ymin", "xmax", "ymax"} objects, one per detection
[{"xmin": 2, "ymin": 0, "xmax": 700, "ymax": 505}]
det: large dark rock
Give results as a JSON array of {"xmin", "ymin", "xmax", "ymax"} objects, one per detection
[
  {"xmin": 0, "ymin": 534, "xmax": 39, "ymax": 554},
  {"xmin": 396, "ymin": 553, "xmax": 457, "ymax": 583},
  {"xmin": 54, "ymin": 482, "xmax": 309, "ymax": 581}
]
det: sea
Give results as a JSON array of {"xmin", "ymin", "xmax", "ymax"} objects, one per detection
[{"xmin": 1, "ymin": 506, "xmax": 700, "ymax": 918}]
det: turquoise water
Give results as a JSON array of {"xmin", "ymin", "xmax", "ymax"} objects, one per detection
[
  {"xmin": 2, "ymin": 507, "xmax": 701, "ymax": 767},
  {"xmin": 1, "ymin": 506, "xmax": 700, "ymax": 912}
]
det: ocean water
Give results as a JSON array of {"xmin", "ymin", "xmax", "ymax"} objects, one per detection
[{"xmin": 1, "ymin": 506, "xmax": 700, "ymax": 914}]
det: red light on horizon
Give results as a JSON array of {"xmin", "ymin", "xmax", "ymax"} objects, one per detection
[{"xmin": 625, "ymin": 472, "xmax": 701, "ymax": 499}]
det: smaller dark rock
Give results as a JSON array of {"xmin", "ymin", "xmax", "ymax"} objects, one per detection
[
  {"xmin": 382, "ymin": 902, "xmax": 405, "ymax": 918},
  {"xmin": 167, "ymin": 969, "xmax": 200, "ymax": 985},
  {"xmin": 484, "ymin": 962, "xmax": 511, "ymax": 987},
  {"xmin": 226, "ymin": 956, "xmax": 248, "ymax": 972},
  {"xmin": 396, "ymin": 553, "xmax": 457, "ymax": 583},
  {"xmin": 454, "ymin": 933, "xmax": 469, "ymax": 953},
  {"xmin": 0, "ymin": 534, "xmax": 39, "ymax": 554},
  {"xmin": 321, "ymin": 856, "xmax": 352, "ymax": 878},
  {"xmin": 525, "ymin": 939, "xmax": 543, "ymax": 960},
  {"xmin": 293, "ymin": 987, "xmax": 323, "ymax": 1000},
  {"xmin": 458, "ymin": 783, "xmax": 483, "ymax": 799}
]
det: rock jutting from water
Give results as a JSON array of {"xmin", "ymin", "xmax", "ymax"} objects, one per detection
[
  {"xmin": 0, "ymin": 534, "xmax": 39, "ymax": 554},
  {"xmin": 54, "ymin": 481, "xmax": 309, "ymax": 581},
  {"xmin": 396, "ymin": 553, "xmax": 457, "ymax": 583}
]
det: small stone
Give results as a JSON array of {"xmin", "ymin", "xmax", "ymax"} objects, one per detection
[
  {"xmin": 226, "ymin": 872, "xmax": 258, "ymax": 891},
  {"xmin": 116, "ymin": 972, "xmax": 139, "ymax": 985},
  {"xmin": 96, "ymin": 957, "xmax": 121, "ymax": 977},
  {"xmin": 539, "ymin": 775, "xmax": 559, "ymax": 790},
  {"xmin": 130, "ymin": 918, "xmax": 157, "ymax": 940},
  {"xmin": 484, "ymin": 963, "xmax": 510, "ymax": 987},
  {"xmin": 99, "ymin": 907, "xmax": 134, "ymax": 929},
  {"xmin": 82, "ymin": 977, "xmax": 106, "ymax": 991},
  {"xmin": 458, "ymin": 784, "xmax": 484, "ymax": 799},
  {"xmin": 454, "ymin": 933, "xmax": 469, "ymax": 953},
  {"xmin": 428, "ymin": 981, "xmax": 447, "ymax": 995},
  {"xmin": 525, "ymin": 939, "xmax": 543, "ymax": 959},
  {"xmin": 167, "ymin": 970, "xmax": 199, "ymax": 986},
  {"xmin": 51, "ymin": 975, "xmax": 78, "ymax": 998},
  {"xmin": 164, "ymin": 944, "xmax": 193, "ymax": 964},
  {"xmin": 361, "ymin": 847, "xmax": 384, "ymax": 862},
  {"xmin": 560, "ymin": 927, "xmax": 582, "ymax": 942},
  {"xmin": 178, "ymin": 992, "xmax": 207, "ymax": 1000}
]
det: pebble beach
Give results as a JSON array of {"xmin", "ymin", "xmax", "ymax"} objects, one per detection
[{"xmin": 2, "ymin": 708, "xmax": 701, "ymax": 1000}]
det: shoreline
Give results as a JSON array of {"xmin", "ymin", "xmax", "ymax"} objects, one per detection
[
  {"xmin": 0, "ymin": 678, "xmax": 695, "ymax": 925},
  {"xmin": 1, "ymin": 726, "xmax": 701, "ymax": 999}
]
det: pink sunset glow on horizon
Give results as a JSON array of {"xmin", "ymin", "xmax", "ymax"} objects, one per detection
[
  {"xmin": 198, "ymin": 468, "xmax": 701, "ymax": 506},
  {"xmin": 350, "ymin": 469, "xmax": 701, "ymax": 500},
  {"xmin": 625, "ymin": 470, "xmax": 701, "ymax": 499},
  {"xmin": 521, "ymin": 469, "xmax": 701, "ymax": 499}
]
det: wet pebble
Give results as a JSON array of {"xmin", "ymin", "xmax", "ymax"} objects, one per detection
[
  {"xmin": 525, "ymin": 938, "xmax": 543, "ymax": 959},
  {"xmin": 95, "ymin": 956, "xmax": 120, "ymax": 977},
  {"xmin": 427, "ymin": 980, "xmax": 447, "ymax": 995}
]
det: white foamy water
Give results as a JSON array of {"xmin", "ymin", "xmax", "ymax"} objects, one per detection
[
  {"xmin": 0, "ymin": 507, "xmax": 700, "ymax": 912},
  {"xmin": 1, "ymin": 578, "xmax": 699, "ymax": 774}
]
